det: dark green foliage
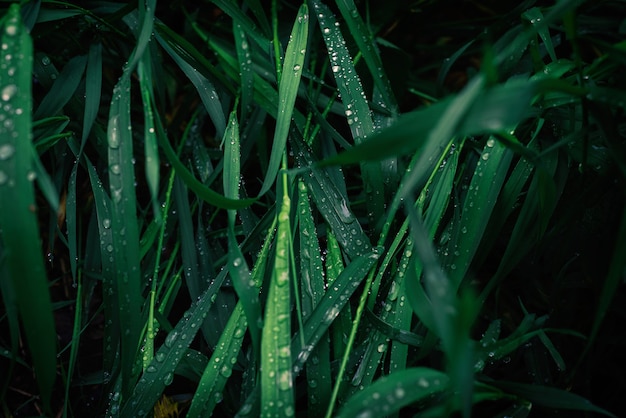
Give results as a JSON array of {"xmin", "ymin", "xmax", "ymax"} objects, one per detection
[{"xmin": 0, "ymin": 1, "xmax": 624, "ymax": 417}]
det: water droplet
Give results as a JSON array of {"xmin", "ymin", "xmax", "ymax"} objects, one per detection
[
  {"xmin": 5, "ymin": 24, "xmax": 17, "ymax": 37},
  {"xmin": 278, "ymin": 370, "xmax": 291, "ymax": 391},
  {"xmin": 163, "ymin": 372, "xmax": 174, "ymax": 385},
  {"xmin": 102, "ymin": 218, "xmax": 111, "ymax": 229},
  {"xmin": 1, "ymin": 84, "xmax": 17, "ymax": 101},
  {"xmin": 293, "ymin": 64, "xmax": 301, "ymax": 72},
  {"xmin": 220, "ymin": 365, "xmax": 232, "ymax": 377},
  {"xmin": 110, "ymin": 164, "xmax": 121, "ymax": 175},
  {"xmin": 0, "ymin": 144, "xmax": 15, "ymax": 160},
  {"xmin": 41, "ymin": 56, "xmax": 51, "ymax": 66},
  {"xmin": 482, "ymin": 152, "xmax": 490, "ymax": 160}
]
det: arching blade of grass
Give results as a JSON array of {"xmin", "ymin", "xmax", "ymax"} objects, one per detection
[
  {"xmin": 335, "ymin": 0, "xmax": 398, "ymax": 114},
  {"xmin": 261, "ymin": 183, "xmax": 295, "ymax": 418},
  {"xmin": 120, "ymin": 271, "xmax": 226, "ymax": 416},
  {"xmin": 33, "ymin": 54, "xmax": 86, "ymax": 119},
  {"xmin": 291, "ymin": 247, "xmax": 381, "ymax": 373},
  {"xmin": 157, "ymin": 37, "xmax": 226, "ymax": 138},
  {"xmin": 153, "ymin": 109, "xmax": 255, "ymax": 209},
  {"xmin": 311, "ymin": 0, "xmax": 385, "ymax": 224},
  {"xmin": 187, "ymin": 303, "xmax": 248, "ymax": 416},
  {"xmin": 258, "ymin": 3, "xmax": 308, "ymax": 196},
  {"xmin": 335, "ymin": 368, "xmax": 449, "ymax": 418},
  {"xmin": 189, "ymin": 214, "xmax": 277, "ymax": 416},
  {"xmin": 292, "ymin": 134, "xmax": 370, "ymax": 259},
  {"xmin": 442, "ymin": 137, "xmax": 513, "ymax": 287},
  {"xmin": 0, "ymin": 6, "xmax": 56, "ymax": 412},
  {"xmin": 522, "ymin": 7, "xmax": 557, "ymax": 63},
  {"xmin": 408, "ymin": 208, "xmax": 479, "ymax": 417}
]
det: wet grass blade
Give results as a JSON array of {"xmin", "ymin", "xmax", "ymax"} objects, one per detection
[
  {"xmin": 335, "ymin": 368, "xmax": 449, "ymax": 418},
  {"xmin": 335, "ymin": 0, "xmax": 397, "ymax": 113},
  {"xmin": 120, "ymin": 273, "xmax": 225, "ymax": 416},
  {"xmin": 291, "ymin": 247, "xmax": 381, "ymax": 373},
  {"xmin": 224, "ymin": 110, "xmax": 262, "ymax": 353},
  {"xmin": 33, "ymin": 54, "xmax": 86, "ymax": 119},
  {"xmin": 258, "ymin": 4, "xmax": 308, "ymax": 196},
  {"xmin": 106, "ymin": 0, "xmax": 156, "ymax": 393},
  {"xmin": 153, "ymin": 110, "xmax": 255, "ymax": 209},
  {"xmin": 138, "ymin": 51, "xmax": 159, "ymax": 214},
  {"xmin": 292, "ymin": 134, "xmax": 370, "ymax": 259},
  {"xmin": 311, "ymin": 0, "xmax": 385, "ymax": 222},
  {"xmin": 261, "ymin": 184, "xmax": 295, "ymax": 418},
  {"xmin": 297, "ymin": 179, "xmax": 332, "ymax": 409},
  {"xmin": 442, "ymin": 137, "xmax": 513, "ymax": 287},
  {"xmin": 0, "ymin": 6, "xmax": 56, "ymax": 411},
  {"xmin": 187, "ymin": 303, "xmax": 248, "ymax": 416}
]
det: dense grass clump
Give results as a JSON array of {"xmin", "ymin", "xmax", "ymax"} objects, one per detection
[{"xmin": 1, "ymin": 0, "xmax": 625, "ymax": 417}]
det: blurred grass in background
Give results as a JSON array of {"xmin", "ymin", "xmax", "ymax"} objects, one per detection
[{"xmin": 0, "ymin": 0, "xmax": 625, "ymax": 416}]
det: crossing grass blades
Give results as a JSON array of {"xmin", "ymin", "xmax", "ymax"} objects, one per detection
[{"xmin": 0, "ymin": 0, "xmax": 625, "ymax": 417}]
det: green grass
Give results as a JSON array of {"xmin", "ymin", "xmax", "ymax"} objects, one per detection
[{"xmin": 1, "ymin": 0, "xmax": 625, "ymax": 417}]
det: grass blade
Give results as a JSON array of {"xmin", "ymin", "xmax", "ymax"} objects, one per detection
[
  {"xmin": 311, "ymin": 0, "xmax": 385, "ymax": 223},
  {"xmin": 259, "ymin": 4, "xmax": 308, "ymax": 196},
  {"xmin": 120, "ymin": 273, "xmax": 225, "ymax": 416},
  {"xmin": 261, "ymin": 184, "xmax": 295, "ymax": 418},
  {"xmin": 335, "ymin": 368, "xmax": 449, "ymax": 418},
  {"xmin": 335, "ymin": 0, "xmax": 398, "ymax": 114},
  {"xmin": 0, "ymin": 5, "xmax": 56, "ymax": 412},
  {"xmin": 292, "ymin": 134, "xmax": 370, "ymax": 259}
]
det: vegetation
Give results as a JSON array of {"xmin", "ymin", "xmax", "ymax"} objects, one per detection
[{"xmin": 1, "ymin": 0, "xmax": 625, "ymax": 416}]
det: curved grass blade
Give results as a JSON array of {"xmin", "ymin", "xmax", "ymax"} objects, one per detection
[
  {"xmin": 157, "ymin": 36, "xmax": 226, "ymax": 138},
  {"xmin": 0, "ymin": 6, "xmax": 56, "ymax": 412},
  {"xmin": 261, "ymin": 187, "xmax": 295, "ymax": 418},
  {"xmin": 258, "ymin": 4, "xmax": 308, "ymax": 196},
  {"xmin": 187, "ymin": 303, "xmax": 247, "ymax": 416},
  {"xmin": 120, "ymin": 273, "xmax": 225, "ymax": 416},
  {"xmin": 33, "ymin": 54, "xmax": 87, "ymax": 119},
  {"xmin": 335, "ymin": 0, "xmax": 398, "ymax": 114},
  {"xmin": 311, "ymin": 0, "xmax": 384, "ymax": 223},
  {"xmin": 153, "ymin": 110, "xmax": 255, "ymax": 209},
  {"xmin": 442, "ymin": 137, "xmax": 513, "ymax": 287},
  {"xmin": 335, "ymin": 368, "xmax": 449, "ymax": 418},
  {"xmin": 291, "ymin": 247, "xmax": 381, "ymax": 373},
  {"xmin": 292, "ymin": 134, "xmax": 370, "ymax": 259}
]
